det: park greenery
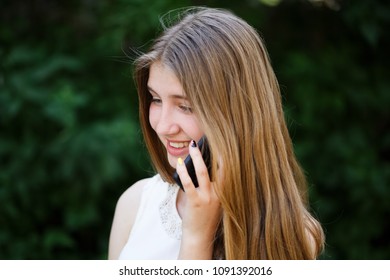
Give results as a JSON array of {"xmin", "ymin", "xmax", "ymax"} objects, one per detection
[{"xmin": 1, "ymin": 0, "xmax": 389, "ymax": 259}]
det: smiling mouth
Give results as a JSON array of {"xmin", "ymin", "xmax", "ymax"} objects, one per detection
[{"xmin": 169, "ymin": 141, "xmax": 190, "ymax": 149}]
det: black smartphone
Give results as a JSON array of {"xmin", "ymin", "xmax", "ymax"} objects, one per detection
[{"xmin": 173, "ymin": 136, "xmax": 212, "ymax": 190}]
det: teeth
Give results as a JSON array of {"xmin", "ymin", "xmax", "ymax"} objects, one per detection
[{"xmin": 169, "ymin": 141, "xmax": 189, "ymax": 149}]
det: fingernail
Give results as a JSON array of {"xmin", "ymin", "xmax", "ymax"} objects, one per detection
[
  {"xmin": 178, "ymin": 157, "xmax": 183, "ymax": 165},
  {"xmin": 191, "ymin": 140, "xmax": 197, "ymax": 148}
]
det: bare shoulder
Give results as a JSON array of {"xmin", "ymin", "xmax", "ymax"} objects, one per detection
[
  {"xmin": 108, "ymin": 177, "xmax": 152, "ymax": 259},
  {"xmin": 117, "ymin": 178, "xmax": 150, "ymax": 210}
]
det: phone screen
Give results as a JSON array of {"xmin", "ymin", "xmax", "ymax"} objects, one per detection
[{"xmin": 173, "ymin": 136, "xmax": 212, "ymax": 190}]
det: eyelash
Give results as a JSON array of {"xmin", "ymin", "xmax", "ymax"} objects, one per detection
[
  {"xmin": 179, "ymin": 105, "xmax": 193, "ymax": 113},
  {"xmin": 151, "ymin": 97, "xmax": 162, "ymax": 104},
  {"xmin": 151, "ymin": 97, "xmax": 192, "ymax": 113}
]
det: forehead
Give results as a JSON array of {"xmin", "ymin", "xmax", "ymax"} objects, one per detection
[{"xmin": 148, "ymin": 62, "xmax": 185, "ymax": 97}]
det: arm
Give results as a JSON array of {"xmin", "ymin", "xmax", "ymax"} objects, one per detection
[{"xmin": 108, "ymin": 178, "xmax": 149, "ymax": 259}]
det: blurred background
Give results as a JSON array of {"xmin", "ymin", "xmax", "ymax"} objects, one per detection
[{"xmin": 0, "ymin": 0, "xmax": 389, "ymax": 259}]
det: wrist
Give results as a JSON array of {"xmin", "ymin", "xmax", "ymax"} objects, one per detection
[{"xmin": 178, "ymin": 233, "xmax": 214, "ymax": 260}]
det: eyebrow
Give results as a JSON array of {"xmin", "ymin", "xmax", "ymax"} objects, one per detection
[{"xmin": 147, "ymin": 85, "xmax": 187, "ymax": 100}]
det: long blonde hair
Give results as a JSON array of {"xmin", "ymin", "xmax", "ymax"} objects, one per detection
[{"xmin": 134, "ymin": 7, "xmax": 324, "ymax": 259}]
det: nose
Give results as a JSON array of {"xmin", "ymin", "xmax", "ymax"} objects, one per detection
[{"xmin": 154, "ymin": 106, "xmax": 180, "ymax": 136}]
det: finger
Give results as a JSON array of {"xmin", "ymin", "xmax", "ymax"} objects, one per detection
[
  {"xmin": 189, "ymin": 140, "xmax": 211, "ymax": 191},
  {"xmin": 176, "ymin": 157, "xmax": 197, "ymax": 195}
]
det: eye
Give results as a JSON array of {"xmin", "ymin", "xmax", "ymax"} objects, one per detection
[
  {"xmin": 151, "ymin": 96, "xmax": 162, "ymax": 105},
  {"xmin": 179, "ymin": 104, "xmax": 193, "ymax": 113}
]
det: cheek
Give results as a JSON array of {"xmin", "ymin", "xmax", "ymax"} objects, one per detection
[
  {"xmin": 186, "ymin": 118, "xmax": 204, "ymax": 141},
  {"xmin": 149, "ymin": 105, "xmax": 159, "ymax": 131}
]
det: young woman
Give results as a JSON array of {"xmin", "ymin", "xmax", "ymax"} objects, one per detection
[{"xmin": 108, "ymin": 7, "xmax": 325, "ymax": 260}]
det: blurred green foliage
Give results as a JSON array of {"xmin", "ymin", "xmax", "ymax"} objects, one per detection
[{"xmin": 0, "ymin": 0, "xmax": 389, "ymax": 259}]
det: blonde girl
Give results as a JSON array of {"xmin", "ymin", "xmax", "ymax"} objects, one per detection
[{"xmin": 109, "ymin": 7, "xmax": 325, "ymax": 260}]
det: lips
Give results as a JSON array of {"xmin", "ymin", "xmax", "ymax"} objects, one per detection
[{"xmin": 166, "ymin": 140, "xmax": 190, "ymax": 157}]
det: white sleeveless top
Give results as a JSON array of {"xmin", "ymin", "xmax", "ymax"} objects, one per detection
[{"xmin": 118, "ymin": 174, "xmax": 182, "ymax": 259}]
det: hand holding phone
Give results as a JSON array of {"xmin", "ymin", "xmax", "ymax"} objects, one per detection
[{"xmin": 173, "ymin": 136, "xmax": 212, "ymax": 190}]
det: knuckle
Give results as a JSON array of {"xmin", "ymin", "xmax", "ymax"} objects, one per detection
[
  {"xmin": 181, "ymin": 177, "xmax": 193, "ymax": 187},
  {"xmin": 179, "ymin": 174, "xmax": 194, "ymax": 189},
  {"xmin": 198, "ymin": 168, "xmax": 209, "ymax": 178}
]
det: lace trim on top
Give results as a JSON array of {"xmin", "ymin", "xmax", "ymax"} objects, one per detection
[{"xmin": 159, "ymin": 183, "xmax": 182, "ymax": 240}]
